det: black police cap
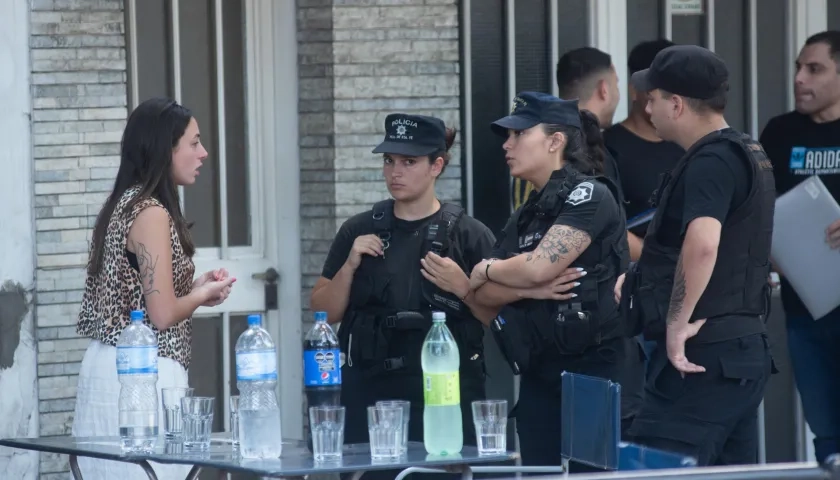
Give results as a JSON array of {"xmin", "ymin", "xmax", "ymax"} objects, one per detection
[
  {"xmin": 631, "ymin": 45, "xmax": 729, "ymax": 100},
  {"xmin": 372, "ymin": 113, "xmax": 447, "ymax": 157},
  {"xmin": 491, "ymin": 92, "xmax": 581, "ymax": 137}
]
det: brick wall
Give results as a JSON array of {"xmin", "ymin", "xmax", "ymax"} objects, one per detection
[
  {"xmin": 299, "ymin": 0, "xmax": 463, "ymax": 321},
  {"xmin": 30, "ymin": 0, "xmax": 127, "ymax": 477}
]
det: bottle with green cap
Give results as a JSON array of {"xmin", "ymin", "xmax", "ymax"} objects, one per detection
[{"xmin": 421, "ymin": 311, "xmax": 463, "ymax": 455}]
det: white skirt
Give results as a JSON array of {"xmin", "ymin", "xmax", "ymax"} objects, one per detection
[{"xmin": 72, "ymin": 340, "xmax": 194, "ymax": 480}]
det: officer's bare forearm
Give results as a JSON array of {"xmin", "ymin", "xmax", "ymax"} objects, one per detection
[
  {"xmin": 667, "ymin": 218, "xmax": 720, "ymax": 326},
  {"xmin": 627, "ymin": 231, "xmax": 644, "ymax": 262},
  {"xmin": 488, "ymin": 225, "xmax": 591, "ymax": 288},
  {"xmin": 309, "ymin": 263, "xmax": 356, "ymax": 325},
  {"xmin": 461, "ymin": 291, "xmax": 500, "ymax": 326}
]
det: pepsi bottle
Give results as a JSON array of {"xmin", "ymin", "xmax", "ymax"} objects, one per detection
[{"xmin": 304, "ymin": 311, "xmax": 342, "ymax": 451}]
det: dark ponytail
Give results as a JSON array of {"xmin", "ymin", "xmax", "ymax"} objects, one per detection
[
  {"xmin": 577, "ymin": 109, "xmax": 608, "ymax": 174},
  {"xmin": 430, "ymin": 127, "xmax": 457, "ymax": 176},
  {"xmin": 541, "ymin": 110, "xmax": 604, "ymax": 175}
]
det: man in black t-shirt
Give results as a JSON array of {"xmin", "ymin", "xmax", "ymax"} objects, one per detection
[
  {"xmin": 604, "ymin": 39, "xmax": 685, "ymax": 262},
  {"xmin": 623, "ymin": 45, "xmax": 775, "ymax": 466},
  {"xmin": 760, "ymin": 30, "xmax": 840, "ymax": 464},
  {"xmin": 556, "ymin": 47, "xmax": 622, "ymax": 189}
]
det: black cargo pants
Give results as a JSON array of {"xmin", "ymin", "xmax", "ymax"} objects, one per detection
[{"xmin": 627, "ymin": 332, "xmax": 774, "ymax": 466}]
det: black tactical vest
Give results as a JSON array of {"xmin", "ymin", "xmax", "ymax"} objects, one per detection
[
  {"xmin": 490, "ymin": 166, "xmax": 630, "ymax": 376},
  {"xmin": 627, "ymin": 129, "xmax": 775, "ymax": 340},
  {"xmin": 338, "ymin": 200, "xmax": 485, "ymax": 379}
]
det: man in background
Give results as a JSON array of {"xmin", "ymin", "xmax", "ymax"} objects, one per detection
[
  {"xmin": 760, "ymin": 30, "xmax": 840, "ymax": 464},
  {"xmin": 604, "ymin": 39, "xmax": 685, "ymax": 262}
]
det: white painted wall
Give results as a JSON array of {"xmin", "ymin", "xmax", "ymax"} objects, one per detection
[{"xmin": 0, "ymin": 1, "xmax": 39, "ymax": 479}]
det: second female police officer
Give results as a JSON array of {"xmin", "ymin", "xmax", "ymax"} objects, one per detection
[
  {"xmin": 309, "ymin": 113, "xmax": 502, "ymax": 453},
  {"xmin": 469, "ymin": 92, "xmax": 635, "ymax": 468}
]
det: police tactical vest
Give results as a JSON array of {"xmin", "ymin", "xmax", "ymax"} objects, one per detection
[
  {"xmin": 490, "ymin": 166, "xmax": 629, "ymax": 376},
  {"xmin": 628, "ymin": 129, "xmax": 775, "ymax": 340},
  {"xmin": 338, "ymin": 200, "xmax": 484, "ymax": 379}
]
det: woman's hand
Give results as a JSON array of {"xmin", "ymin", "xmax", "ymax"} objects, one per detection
[
  {"xmin": 420, "ymin": 252, "xmax": 471, "ymax": 299},
  {"xmin": 345, "ymin": 234, "xmax": 384, "ymax": 271},
  {"xmin": 530, "ymin": 268, "xmax": 586, "ymax": 301},
  {"xmin": 193, "ymin": 269, "xmax": 233, "ymax": 307},
  {"xmin": 193, "ymin": 268, "xmax": 229, "ymax": 290},
  {"xmin": 196, "ymin": 276, "xmax": 237, "ymax": 307}
]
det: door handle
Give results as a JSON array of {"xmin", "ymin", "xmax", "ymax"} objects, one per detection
[
  {"xmin": 252, "ymin": 267, "xmax": 280, "ymax": 283},
  {"xmin": 252, "ymin": 267, "xmax": 280, "ymax": 311}
]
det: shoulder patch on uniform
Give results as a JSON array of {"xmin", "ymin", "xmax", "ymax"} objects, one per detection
[{"xmin": 565, "ymin": 181, "xmax": 594, "ymax": 206}]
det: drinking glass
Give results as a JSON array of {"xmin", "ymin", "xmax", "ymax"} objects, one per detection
[
  {"xmin": 309, "ymin": 406, "xmax": 346, "ymax": 462},
  {"xmin": 471, "ymin": 400, "xmax": 507, "ymax": 455},
  {"xmin": 376, "ymin": 400, "xmax": 409, "ymax": 455},
  {"xmin": 367, "ymin": 405, "xmax": 403, "ymax": 460},
  {"xmin": 181, "ymin": 396, "xmax": 214, "ymax": 451},
  {"xmin": 161, "ymin": 387, "xmax": 194, "ymax": 439},
  {"xmin": 229, "ymin": 395, "xmax": 240, "ymax": 446}
]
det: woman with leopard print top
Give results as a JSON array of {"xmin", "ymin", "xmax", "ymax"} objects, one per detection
[{"xmin": 71, "ymin": 98, "xmax": 237, "ymax": 480}]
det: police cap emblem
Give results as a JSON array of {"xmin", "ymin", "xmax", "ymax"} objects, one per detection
[{"xmin": 566, "ymin": 181, "xmax": 594, "ymax": 206}]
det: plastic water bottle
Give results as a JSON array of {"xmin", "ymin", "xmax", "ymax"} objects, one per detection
[
  {"xmin": 117, "ymin": 310, "xmax": 159, "ymax": 453},
  {"xmin": 235, "ymin": 313, "xmax": 283, "ymax": 459},
  {"xmin": 421, "ymin": 311, "xmax": 463, "ymax": 455},
  {"xmin": 303, "ymin": 311, "xmax": 342, "ymax": 451}
]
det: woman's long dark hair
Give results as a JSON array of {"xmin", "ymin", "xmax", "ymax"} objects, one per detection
[
  {"xmin": 87, "ymin": 97, "xmax": 196, "ymax": 276},
  {"xmin": 542, "ymin": 109, "xmax": 608, "ymax": 175}
]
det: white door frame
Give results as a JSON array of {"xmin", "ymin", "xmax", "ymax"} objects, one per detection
[
  {"xmin": 245, "ymin": 0, "xmax": 303, "ymax": 441},
  {"xmin": 125, "ymin": 0, "xmax": 303, "ymax": 440},
  {"xmin": 589, "ymin": 0, "xmax": 629, "ymax": 123},
  {"xmin": 786, "ymin": 0, "xmax": 827, "ymax": 463}
]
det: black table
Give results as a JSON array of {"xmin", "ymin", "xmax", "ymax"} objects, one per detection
[{"xmin": 0, "ymin": 434, "xmax": 522, "ymax": 480}]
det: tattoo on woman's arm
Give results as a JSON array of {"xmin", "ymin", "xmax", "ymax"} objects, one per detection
[
  {"xmin": 134, "ymin": 241, "xmax": 161, "ymax": 296},
  {"xmin": 525, "ymin": 225, "xmax": 589, "ymax": 264}
]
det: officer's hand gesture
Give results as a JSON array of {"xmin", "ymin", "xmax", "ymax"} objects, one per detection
[
  {"xmin": 614, "ymin": 273, "xmax": 625, "ymax": 304},
  {"xmin": 469, "ymin": 260, "xmax": 491, "ymax": 291},
  {"xmin": 827, "ymin": 219, "xmax": 840, "ymax": 249},
  {"xmin": 532, "ymin": 268, "xmax": 587, "ymax": 301},
  {"xmin": 421, "ymin": 252, "xmax": 470, "ymax": 299},
  {"xmin": 346, "ymin": 234, "xmax": 384, "ymax": 270},
  {"xmin": 666, "ymin": 319, "xmax": 707, "ymax": 376}
]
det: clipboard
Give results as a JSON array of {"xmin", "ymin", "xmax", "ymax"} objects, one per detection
[
  {"xmin": 771, "ymin": 175, "xmax": 840, "ymax": 320},
  {"xmin": 626, "ymin": 208, "xmax": 655, "ymax": 230}
]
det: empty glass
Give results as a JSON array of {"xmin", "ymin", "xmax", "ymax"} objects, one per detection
[
  {"xmin": 181, "ymin": 396, "xmax": 214, "ymax": 451},
  {"xmin": 376, "ymin": 400, "xmax": 409, "ymax": 455},
  {"xmin": 309, "ymin": 406, "xmax": 346, "ymax": 462},
  {"xmin": 161, "ymin": 387, "xmax": 194, "ymax": 439},
  {"xmin": 367, "ymin": 405, "xmax": 403, "ymax": 460},
  {"xmin": 472, "ymin": 400, "xmax": 507, "ymax": 455},
  {"xmin": 229, "ymin": 395, "xmax": 240, "ymax": 446}
]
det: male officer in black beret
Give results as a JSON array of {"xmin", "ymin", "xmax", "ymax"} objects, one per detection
[{"xmin": 617, "ymin": 45, "xmax": 776, "ymax": 465}]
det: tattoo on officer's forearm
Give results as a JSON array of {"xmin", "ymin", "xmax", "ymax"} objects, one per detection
[
  {"xmin": 135, "ymin": 241, "xmax": 161, "ymax": 296},
  {"xmin": 667, "ymin": 257, "xmax": 687, "ymax": 323},
  {"xmin": 526, "ymin": 225, "xmax": 588, "ymax": 264}
]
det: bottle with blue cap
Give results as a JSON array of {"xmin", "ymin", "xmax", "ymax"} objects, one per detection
[
  {"xmin": 235, "ymin": 313, "xmax": 282, "ymax": 458},
  {"xmin": 116, "ymin": 309, "xmax": 159, "ymax": 452},
  {"xmin": 303, "ymin": 311, "xmax": 341, "ymax": 451}
]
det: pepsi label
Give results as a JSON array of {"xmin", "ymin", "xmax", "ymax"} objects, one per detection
[{"xmin": 303, "ymin": 348, "xmax": 342, "ymax": 386}]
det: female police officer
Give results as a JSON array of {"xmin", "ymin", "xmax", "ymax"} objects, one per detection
[
  {"xmin": 309, "ymin": 113, "xmax": 501, "ymax": 452},
  {"xmin": 469, "ymin": 92, "xmax": 634, "ymax": 468}
]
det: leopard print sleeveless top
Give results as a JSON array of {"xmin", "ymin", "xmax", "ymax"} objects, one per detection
[{"xmin": 77, "ymin": 185, "xmax": 196, "ymax": 369}]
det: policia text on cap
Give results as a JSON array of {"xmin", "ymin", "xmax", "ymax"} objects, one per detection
[
  {"xmin": 309, "ymin": 113, "xmax": 499, "ymax": 463},
  {"xmin": 467, "ymin": 92, "xmax": 635, "ymax": 469},
  {"xmin": 617, "ymin": 45, "xmax": 777, "ymax": 466}
]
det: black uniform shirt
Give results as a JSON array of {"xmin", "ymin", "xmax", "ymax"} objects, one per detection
[
  {"xmin": 322, "ymin": 206, "xmax": 496, "ymax": 312},
  {"xmin": 494, "ymin": 173, "xmax": 624, "ymax": 268},
  {"xmin": 656, "ymin": 130, "xmax": 750, "ymax": 249},
  {"xmin": 760, "ymin": 112, "xmax": 840, "ymax": 318},
  {"xmin": 604, "ymin": 124, "xmax": 685, "ymax": 236}
]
